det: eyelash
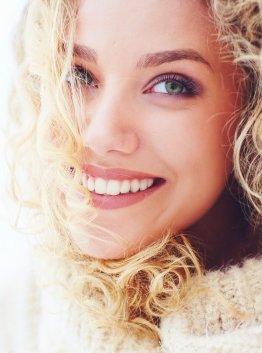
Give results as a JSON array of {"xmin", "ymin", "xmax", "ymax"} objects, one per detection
[
  {"xmin": 144, "ymin": 73, "xmax": 200, "ymax": 97},
  {"xmin": 67, "ymin": 66, "xmax": 200, "ymax": 97},
  {"xmin": 66, "ymin": 66, "xmax": 97, "ymax": 87}
]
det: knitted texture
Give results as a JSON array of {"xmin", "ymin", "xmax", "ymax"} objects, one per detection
[
  {"xmin": 2, "ymin": 255, "xmax": 262, "ymax": 352},
  {"xmin": 161, "ymin": 257, "xmax": 262, "ymax": 353}
]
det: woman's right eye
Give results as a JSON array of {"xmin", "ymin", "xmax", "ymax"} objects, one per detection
[{"xmin": 66, "ymin": 66, "xmax": 97, "ymax": 87}]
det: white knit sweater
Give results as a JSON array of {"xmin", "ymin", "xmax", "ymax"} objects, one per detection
[{"xmin": 1, "ymin": 254, "xmax": 262, "ymax": 352}]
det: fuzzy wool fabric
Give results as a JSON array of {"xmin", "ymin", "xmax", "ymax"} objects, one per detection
[
  {"xmin": 1, "ymin": 254, "xmax": 262, "ymax": 352},
  {"xmin": 160, "ymin": 257, "xmax": 262, "ymax": 353}
]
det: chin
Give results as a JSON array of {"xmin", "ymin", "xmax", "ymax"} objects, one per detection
[{"xmin": 71, "ymin": 230, "xmax": 135, "ymax": 260}]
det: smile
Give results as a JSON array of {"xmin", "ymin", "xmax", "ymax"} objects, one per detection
[
  {"xmin": 80, "ymin": 165, "xmax": 166, "ymax": 209},
  {"xmin": 82, "ymin": 174, "xmax": 155, "ymax": 195}
]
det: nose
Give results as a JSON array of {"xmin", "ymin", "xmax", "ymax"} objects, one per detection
[{"xmin": 82, "ymin": 91, "xmax": 139, "ymax": 156}]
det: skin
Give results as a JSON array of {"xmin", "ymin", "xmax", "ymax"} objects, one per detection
[{"xmin": 70, "ymin": 0, "xmax": 251, "ymax": 265}]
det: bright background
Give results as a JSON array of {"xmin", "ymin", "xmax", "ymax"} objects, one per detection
[{"xmin": 0, "ymin": 0, "xmax": 29, "ymax": 262}]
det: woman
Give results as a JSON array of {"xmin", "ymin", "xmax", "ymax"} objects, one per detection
[{"xmin": 4, "ymin": 0, "xmax": 262, "ymax": 352}]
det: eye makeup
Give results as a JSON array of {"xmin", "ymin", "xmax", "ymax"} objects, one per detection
[
  {"xmin": 67, "ymin": 64, "xmax": 203, "ymax": 99},
  {"xmin": 66, "ymin": 65, "xmax": 98, "ymax": 87},
  {"xmin": 143, "ymin": 73, "xmax": 203, "ymax": 97}
]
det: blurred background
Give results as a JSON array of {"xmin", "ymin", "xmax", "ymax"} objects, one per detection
[{"xmin": 0, "ymin": 0, "xmax": 29, "ymax": 263}]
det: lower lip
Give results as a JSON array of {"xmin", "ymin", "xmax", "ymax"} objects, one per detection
[{"xmin": 88, "ymin": 178, "xmax": 166, "ymax": 210}]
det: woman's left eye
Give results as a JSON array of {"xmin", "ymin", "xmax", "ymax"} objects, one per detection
[
  {"xmin": 144, "ymin": 73, "xmax": 199, "ymax": 97},
  {"xmin": 154, "ymin": 81, "xmax": 184, "ymax": 95}
]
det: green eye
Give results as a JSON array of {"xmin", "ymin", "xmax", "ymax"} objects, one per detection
[
  {"xmin": 154, "ymin": 80, "xmax": 184, "ymax": 95},
  {"xmin": 165, "ymin": 81, "xmax": 183, "ymax": 94},
  {"xmin": 66, "ymin": 66, "xmax": 96, "ymax": 86},
  {"xmin": 75, "ymin": 67, "xmax": 93, "ymax": 85}
]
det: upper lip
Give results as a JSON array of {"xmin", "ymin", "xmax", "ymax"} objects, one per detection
[{"xmin": 81, "ymin": 164, "xmax": 162, "ymax": 181}]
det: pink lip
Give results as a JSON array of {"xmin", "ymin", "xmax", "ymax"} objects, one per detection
[
  {"xmin": 87, "ymin": 178, "xmax": 166, "ymax": 210},
  {"xmin": 79, "ymin": 164, "xmax": 166, "ymax": 210},
  {"xmin": 81, "ymin": 164, "xmax": 162, "ymax": 181}
]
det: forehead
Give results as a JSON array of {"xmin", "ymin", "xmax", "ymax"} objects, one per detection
[{"xmin": 76, "ymin": 0, "xmax": 217, "ymax": 70}]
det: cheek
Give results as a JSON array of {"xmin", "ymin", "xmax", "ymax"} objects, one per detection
[
  {"xmin": 146, "ymin": 107, "xmax": 233, "ymax": 177},
  {"xmin": 140, "ymin": 106, "xmax": 235, "ymax": 230}
]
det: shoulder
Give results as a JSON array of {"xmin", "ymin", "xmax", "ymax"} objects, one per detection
[{"xmin": 160, "ymin": 257, "xmax": 262, "ymax": 353}]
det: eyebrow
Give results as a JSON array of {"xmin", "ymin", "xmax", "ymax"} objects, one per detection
[
  {"xmin": 73, "ymin": 44, "xmax": 98, "ymax": 64},
  {"xmin": 72, "ymin": 44, "xmax": 212, "ymax": 71},
  {"xmin": 136, "ymin": 49, "xmax": 212, "ymax": 71}
]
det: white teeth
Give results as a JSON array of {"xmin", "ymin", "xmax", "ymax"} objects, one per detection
[
  {"xmin": 107, "ymin": 180, "xmax": 121, "ymax": 195},
  {"xmin": 87, "ymin": 176, "xmax": 95, "ymax": 191},
  {"xmin": 130, "ymin": 179, "xmax": 140, "ymax": 193},
  {"xmin": 140, "ymin": 179, "xmax": 148, "ymax": 191},
  {"xmin": 120, "ymin": 180, "xmax": 130, "ymax": 193},
  {"xmin": 95, "ymin": 178, "xmax": 107, "ymax": 194},
  {"xmin": 82, "ymin": 174, "xmax": 156, "ymax": 195},
  {"xmin": 148, "ymin": 178, "xmax": 154, "ymax": 188}
]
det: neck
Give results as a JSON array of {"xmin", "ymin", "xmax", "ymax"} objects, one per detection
[{"xmin": 186, "ymin": 182, "xmax": 259, "ymax": 270}]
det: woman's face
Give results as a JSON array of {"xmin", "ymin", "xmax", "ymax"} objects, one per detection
[{"xmin": 71, "ymin": 0, "xmax": 240, "ymax": 259}]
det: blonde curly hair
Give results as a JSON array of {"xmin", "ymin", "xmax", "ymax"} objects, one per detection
[{"xmin": 7, "ymin": 0, "xmax": 262, "ymax": 343}]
